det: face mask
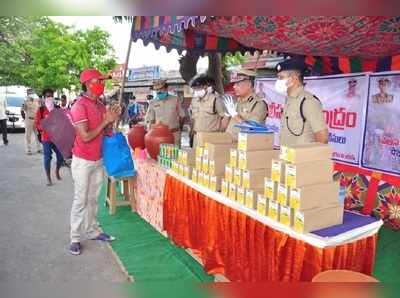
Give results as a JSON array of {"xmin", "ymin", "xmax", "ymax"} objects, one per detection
[
  {"xmin": 89, "ymin": 82, "xmax": 105, "ymax": 97},
  {"xmin": 45, "ymin": 97, "xmax": 54, "ymax": 111},
  {"xmin": 193, "ymin": 89, "xmax": 206, "ymax": 98},
  {"xmin": 274, "ymin": 78, "xmax": 289, "ymax": 94},
  {"xmin": 156, "ymin": 91, "xmax": 169, "ymax": 100}
]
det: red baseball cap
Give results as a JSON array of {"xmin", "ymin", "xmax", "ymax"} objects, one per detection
[{"xmin": 80, "ymin": 68, "xmax": 110, "ymax": 84}]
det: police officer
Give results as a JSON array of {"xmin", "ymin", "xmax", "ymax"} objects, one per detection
[
  {"xmin": 189, "ymin": 74, "xmax": 226, "ymax": 147},
  {"xmin": 145, "ymin": 80, "xmax": 185, "ymax": 146},
  {"xmin": 224, "ymin": 69, "xmax": 268, "ymax": 141},
  {"xmin": 275, "ymin": 59, "xmax": 328, "ymax": 146},
  {"xmin": 22, "ymin": 89, "xmax": 41, "ymax": 154}
]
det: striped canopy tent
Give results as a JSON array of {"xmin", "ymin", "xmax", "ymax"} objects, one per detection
[{"xmin": 132, "ymin": 16, "xmax": 400, "ymax": 75}]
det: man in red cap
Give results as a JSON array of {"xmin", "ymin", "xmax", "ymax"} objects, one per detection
[{"xmin": 69, "ymin": 68, "xmax": 121, "ymax": 256}]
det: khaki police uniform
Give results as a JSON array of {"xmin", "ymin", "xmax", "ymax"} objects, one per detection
[
  {"xmin": 22, "ymin": 97, "xmax": 41, "ymax": 153},
  {"xmin": 226, "ymin": 93, "xmax": 268, "ymax": 141},
  {"xmin": 191, "ymin": 92, "xmax": 226, "ymax": 145},
  {"xmin": 280, "ymin": 86, "xmax": 327, "ymax": 147},
  {"xmin": 145, "ymin": 95, "xmax": 185, "ymax": 145}
]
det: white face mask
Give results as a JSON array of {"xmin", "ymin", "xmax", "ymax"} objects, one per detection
[
  {"xmin": 274, "ymin": 79, "xmax": 289, "ymax": 94},
  {"xmin": 193, "ymin": 89, "xmax": 207, "ymax": 98}
]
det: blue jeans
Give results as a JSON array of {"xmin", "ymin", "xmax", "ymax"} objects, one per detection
[{"xmin": 43, "ymin": 141, "xmax": 64, "ymax": 171}]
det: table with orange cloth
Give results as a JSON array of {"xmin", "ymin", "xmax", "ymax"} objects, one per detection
[
  {"xmin": 163, "ymin": 171, "xmax": 383, "ymax": 282},
  {"xmin": 135, "ymin": 158, "xmax": 167, "ymax": 233}
]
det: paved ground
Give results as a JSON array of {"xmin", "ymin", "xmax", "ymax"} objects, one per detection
[{"xmin": 0, "ymin": 132, "xmax": 128, "ymax": 282}]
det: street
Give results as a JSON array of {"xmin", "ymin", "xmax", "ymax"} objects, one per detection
[{"xmin": 0, "ymin": 132, "xmax": 128, "ymax": 282}]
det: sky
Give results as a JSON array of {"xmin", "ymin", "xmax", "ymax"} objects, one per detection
[{"xmin": 51, "ymin": 16, "xmax": 208, "ymax": 71}]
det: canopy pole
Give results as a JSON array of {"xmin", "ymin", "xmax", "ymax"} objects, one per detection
[{"xmin": 118, "ymin": 22, "xmax": 134, "ymax": 105}]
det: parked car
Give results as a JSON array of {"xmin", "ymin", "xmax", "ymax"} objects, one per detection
[{"xmin": 6, "ymin": 96, "xmax": 25, "ymax": 130}]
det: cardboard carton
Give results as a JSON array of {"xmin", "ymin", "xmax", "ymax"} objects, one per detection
[
  {"xmin": 229, "ymin": 183, "xmax": 237, "ymax": 201},
  {"xmin": 268, "ymin": 200, "xmax": 280, "ymax": 221},
  {"xmin": 238, "ymin": 150, "xmax": 280, "ymax": 170},
  {"xmin": 180, "ymin": 148, "xmax": 195, "ymax": 166},
  {"xmin": 192, "ymin": 169, "xmax": 198, "ymax": 183},
  {"xmin": 204, "ymin": 143, "xmax": 234, "ymax": 161},
  {"xmin": 234, "ymin": 168, "xmax": 242, "ymax": 186},
  {"xmin": 183, "ymin": 166, "xmax": 191, "ymax": 179},
  {"xmin": 280, "ymin": 143, "xmax": 333, "ymax": 164},
  {"xmin": 285, "ymin": 160, "xmax": 333, "ymax": 188},
  {"xmin": 245, "ymin": 189, "xmax": 255, "ymax": 209},
  {"xmin": 277, "ymin": 183, "xmax": 290, "ymax": 206},
  {"xmin": 202, "ymin": 158, "xmax": 209, "ymax": 174},
  {"xmin": 209, "ymin": 175, "xmax": 223, "ymax": 192},
  {"xmin": 289, "ymin": 182, "xmax": 340, "ymax": 210},
  {"xmin": 195, "ymin": 146, "xmax": 204, "ymax": 159},
  {"xmin": 271, "ymin": 159, "xmax": 287, "ymax": 183},
  {"xmin": 237, "ymin": 186, "xmax": 245, "ymax": 205},
  {"xmin": 279, "ymin": 205, "xmax": 293, "ymax": 227},
  {"xmin": 198, "ymin": 171, "xmax": 205, "ymax": 186},
  {"xmin": 293, "ymin": 204, "xmax": 344, "ymax": 233},
  {"xmin": 178, "ymin": 164, "xmax": 185, "ymax": 176},
  {"xmin": 242, "ymin": 168, "xmax": 271, "ymax": 189},
  {"xmin": 238, "ymin": 133, "xmax": 274, "ymax": 151},
  {"xmin": 225, "ymin": 165, "xmax": 233, "ymax": 183},
  {"xmin": 203, "ymin": 173, "xmax": 210, "ymax": 188},
  {"xmin": 209, "ymin": 157, "xmax": 229, "ymax": 176},
  {"xmin": 230, "ymin": 149, "xmax": 238, "ymax": 168},
  {"xmin": 196, "ymin": 132, "xmax": 234, "ymax": 147},
  {"xmin": 264, "ymin": 177, "xmax": 278, "ymax": 201},
  {"xmin": 221, "ymin": 179, "xmax": 229, "ymax": 197},
  {"xmin": 256, "ymin": 194, "xmax": 268, "ymax": 216},
  {"xmin": 195, "ymin": 156, "xmax": 202, "ymax": 171},
  {"xmin": 171, "ymin": 161, "xmax": 179, "ymax": 173}
]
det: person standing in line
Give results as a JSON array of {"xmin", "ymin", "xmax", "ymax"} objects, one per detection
[
  {"xmin": 69, "ymin": 68, "xmax": 121, "ymax": 256},
  {"xmin": 34, "ymin": 88, "xmax": 65, "ymax": 186}
]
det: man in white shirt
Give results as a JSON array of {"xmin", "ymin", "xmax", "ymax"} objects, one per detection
[{"xmin": 0, "ymin": 94, "xmax": 9, "ymax": 145}]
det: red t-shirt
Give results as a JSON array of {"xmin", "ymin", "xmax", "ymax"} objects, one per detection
[
  {"xmin": 34, "ymin": 107, "xmax": 50, "ymax": 142},
  {"xmin": 70, "ymin": 95, "xmax": 106, "ymax": 161}
]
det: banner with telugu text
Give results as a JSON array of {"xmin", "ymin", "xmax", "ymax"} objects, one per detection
[{"xmin": 255, "ymin": 74, "xmax": 368, "ymax": 165}]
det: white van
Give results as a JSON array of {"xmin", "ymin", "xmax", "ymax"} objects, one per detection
[{"xmin": 6, "ymin": 96, "xmax": 25, "ymax": 130}]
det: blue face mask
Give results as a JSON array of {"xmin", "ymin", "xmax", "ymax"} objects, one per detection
[{"xmin": 156, "ymin": 91, "xmax": 169, "ymax": 100}]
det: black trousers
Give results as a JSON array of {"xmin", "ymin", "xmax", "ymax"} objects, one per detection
[{"xmin": 0, "ymin": 119, "xmax": 8, "ymax": 145}]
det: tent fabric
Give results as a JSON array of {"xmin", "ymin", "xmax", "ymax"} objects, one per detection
[
  {"xmin": 132, "ymin": 16, "xmax": 207, "ymax": 41},
  {"xmin": 289, "ymin": 54, "xmax": 400, "ymax": 75},
  {"xmin": 131, "ymin": 16, "xmax": 400, "ymax": 73},
  {"xmin": 195, "ymin": 16, "xmax": 400, "ymax": 59}
]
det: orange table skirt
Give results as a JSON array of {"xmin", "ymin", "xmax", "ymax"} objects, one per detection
[{"xmin": 163, "ymin": 175, "xmax": 377, "ymax": 282}]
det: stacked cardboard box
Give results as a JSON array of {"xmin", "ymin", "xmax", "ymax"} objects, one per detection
[
  {"xmin": 221, "ymin": 133, "xmax": 279, "ymax": 211},
  {"xmin": 262, "ymin": 142, "xmax": 343, "ymax": 233},
  {"xmin": 192, "ymin": 133, "xmax": 234, "ymax": 192},
  {"xmin": 171, "ymin": 148, "xmax": 195, "ymax": 179}
]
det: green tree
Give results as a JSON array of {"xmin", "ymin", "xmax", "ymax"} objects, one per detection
[{"xmin": 0, "ymin": 16, "xmax": 116, "ymax": 94}]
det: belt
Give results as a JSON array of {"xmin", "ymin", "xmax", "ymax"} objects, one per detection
[{"xmin": 28, "ymin": 117, "xmax": 35, "ymax": 120}]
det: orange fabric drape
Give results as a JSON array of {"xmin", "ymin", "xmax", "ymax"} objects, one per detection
[{"xmin": 163, "ymin": 175, "xmax": 378, "ymax": 282}]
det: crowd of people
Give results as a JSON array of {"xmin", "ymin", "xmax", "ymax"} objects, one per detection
[{"xmin": 1, "ymin": 58, "xmax": 329, "ymax": 256}]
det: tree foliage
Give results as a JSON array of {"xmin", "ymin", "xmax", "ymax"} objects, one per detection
[{"xmin": 0, "ymin": 16, "xmax": 116, "ymax": 94}]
